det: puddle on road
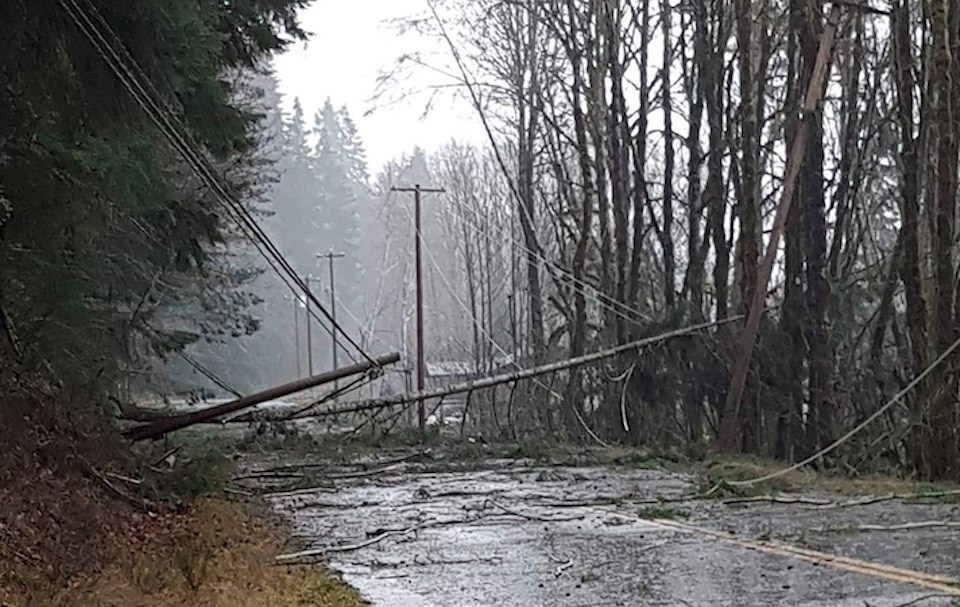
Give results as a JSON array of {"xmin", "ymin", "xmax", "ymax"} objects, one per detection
[{"xmin": 269, "ymin": 463, "xmax": 960, "ymax": 606}]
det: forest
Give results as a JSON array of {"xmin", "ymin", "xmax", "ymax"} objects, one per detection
[{"xmin": 3, "ymin": 0, "xmax": 960, "ymax": 485}]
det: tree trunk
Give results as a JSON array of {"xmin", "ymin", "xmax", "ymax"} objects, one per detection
[
  {"xmin": 628, "ymin": 0, "xmax": 651, "ymax": 313},
  {"xmin": 735, "ymin": 0, "xmax": 760, "ymax": 452},
  {"xmin": 799, "ymin": 0, "xmax": 834, "ymax": 455},
  {"xmin": 606, "ymin": 0, "xmax": 631, "ymax": 345},
  {"xmin": 913, "ymin": 0, "xmax": 960, "ymax": 479},
  {"xmin": 660, "ymin": 0, "xmax": 677, "ymax": 310}
]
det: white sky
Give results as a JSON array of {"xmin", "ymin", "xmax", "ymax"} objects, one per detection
[{"xmin": 273, "ymin": 0, "xmax": 485, "ymax": 172}]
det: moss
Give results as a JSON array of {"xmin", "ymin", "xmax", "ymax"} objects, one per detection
[
  {"xmin": 699, "ymin": 456, "xmax": 805, "ymax": 497},
  {"xmin": 636, "ymin": 505, "xmax": 689, "ymax": 520},
  {"xmin": 700, "ymin": 456, "xmax": 960, "ymax": 499}
]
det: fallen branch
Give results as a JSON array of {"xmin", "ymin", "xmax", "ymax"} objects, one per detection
[
  {"xmin": 816, "ymin": 521, "xmax": 960, "ymax": 534},
  {"xmin": 151, "ymin": 445, "xmax": 181, "ymax": 467},
  {"xmin": 877, "ymin": 594, "xmax": 960, "ymax": 607},
  {"xmin": 822, "ymin": 490, "xmax": 960, "ymax": 509},
  {"xmin": 232, "ymin": 471, "xmax": 305, "ymax": 481},
  {"xmin": 531, "ymin": 497, "xmax": 625, "ymax": 508},
  {"xmin": 554, "ymin": 559, "xmax": 574, "ymax": 578},
  {"xmin": 105, "ymin": 471, "xmax": 143, "ymax": 486},
  {"xmin": 325, "ymin": 463, "xmax": 407, "ymax": 481},
  {"xmin": 485, "ymin": 499, "xmax": 584, "ymax": 522},
  {"xmin": 369, "ymin": 554, "xmax": 504, "ymax": 569},
  {"xmin": 723, "ymin": 495, "xmax": 832, "ymax": 506},
  {"xmin": 80, "ymin": 459, "xmax": 151, "ymax": 512},
  {"xmin": 277, "ymin": 528, "xmax": 408, "ymax": 562},
  {"xmin": 222, "ymin": 486, "xmax": 254, "ymax": 497},
  {"xmin": 276, "ymin": 515, "xmax": 488, "ymax": 563},
  {"xmin": 417, "ymin": 488, "xmax": 504, "ymax": 500},
  {"xmin": 266, "ymin": 485, "xmax": 338, "ymax": 499},
  {"xmin": 262, "ymin": 451, "xmax": 427, "ymax": 474}
]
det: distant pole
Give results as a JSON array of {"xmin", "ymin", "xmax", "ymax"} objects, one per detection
[
  {"xmin": 293, "ymin": 295, "xmax": 302, "ymax": 378},
  {"xmin": 318, "ymin": 252, "xmax": 345, "ymax": 400},
  {"xmin": 391, "ymin": 183, "xmax": 445, "ymax": 433},
  {"xmin": 305, "ymin": 274, "xmax": 313, "ymax": 376}
]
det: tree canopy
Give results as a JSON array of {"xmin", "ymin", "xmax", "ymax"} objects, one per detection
[{"xmin": 0, "ymin": 0, "xmax": 310, "ymax": 387}]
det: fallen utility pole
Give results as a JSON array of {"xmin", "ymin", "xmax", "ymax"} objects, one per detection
[
  {"xmin": 125, "ymin": 352, "xmax": 401, "ymax": 441},
  {"xmin": 298, "ymin": 311, "xmax": 772, "ymax": 420},
  {"xmin": 715, "ymin": 5, "xmax": 841, "ymax": 453}
]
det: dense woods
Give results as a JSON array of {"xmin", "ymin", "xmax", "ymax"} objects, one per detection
[
  {"xmin": 3, "ymin": 0, "xmax": 960, "ymax": 482},
  {"xmin": 0, "ymin": 0, "xmax": 309, "ymax": 388},
  {"xmin": 376, "ymin": 0, "xmax": 960, "ymax": 480}
]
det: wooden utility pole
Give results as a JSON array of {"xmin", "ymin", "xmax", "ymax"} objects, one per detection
[
  {"xmin": 318, "ymin": 251, "xmax": 345, "ymax": 400},
  {"xmin": 293, "ymin": 295, "xmax": 302, "ymax": 378},
  {"xmin": 715, "ymin": 5, "xmax": 841, "ymax": 452},
  {"xmin": 125, "ymin": 352, "xmax": 401, "ymax": 441},
  {"xmin": 305, "ymin": 274, "xmax": 314, "ymax": 376},
  {"xmin": 304, "ymin": 313, "xmax": 756, "ymax": 419},
  {"xmin": 391, "ymin": 184, "xmax": 445, "ymax": 432}
]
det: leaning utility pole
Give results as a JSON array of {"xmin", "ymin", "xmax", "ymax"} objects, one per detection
[
  {"xmin": 391, "ymin": 184, "xmax": 445, "ymax": 432},
  {"xmin": 715, "ymin": 5, "xmax": 841, "ymax": 452},
  {"xmin": 318, "ymin": 251, "xmax": 345, "ymax": 400}
]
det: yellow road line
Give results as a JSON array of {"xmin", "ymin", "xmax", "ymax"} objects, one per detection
[{"xmin": 594, "ymin": 508, "xmax": 960, "ymax": 596}]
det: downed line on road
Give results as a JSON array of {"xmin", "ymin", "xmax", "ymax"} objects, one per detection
[{"xmin": 592, "ymin": 508, "xmax": 960, "ymax": 596}]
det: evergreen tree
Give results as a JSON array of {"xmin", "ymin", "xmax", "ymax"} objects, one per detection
[
  {"xmin": 0, "ymin": 0, "xmax": 310, "ymax": 391},
  {"xmin": 271, "ymin": 98, "xmax": 324, "ymax": 275},
  {"xmin": 312, "ymin": 100, "xmax": 365, "ymax": 310},
  {"xmin": 313, "ymin": 100, "xmax": 361, "ymax": 259}
]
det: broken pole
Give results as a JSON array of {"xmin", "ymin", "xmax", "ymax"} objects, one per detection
[
  {"xmin": 300, "ymin": 312, "xmax": 772, "ymax": 420},
  {"xmin": 714, "ymin": 5, "xmax": 842, "ymax": 452},
  {"xmin": 125, "ymin": 352, "xmax": 401, "ymax": 441}
]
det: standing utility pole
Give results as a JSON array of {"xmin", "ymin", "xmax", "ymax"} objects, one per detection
[
  {"xmin": 305, "ymin": 274, "xmax": 314, "ymax": 376},
  {"xmin": 293, "ymin": 295, "xmax": 302, "ymax": 378},
  {"xmin": 318, "ymin": 251, "xmax": 346, "ymax": 400},
  {"xmin": 391, "ymin": 184, "xmax": 445, "ymax": 432}
]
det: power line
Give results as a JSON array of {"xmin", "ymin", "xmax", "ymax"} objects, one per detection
[
  {"xmin": 61, "ymin": 0, "xmax": 375, "ymax": 367},
  {"xmin": 396, "ymin": 193, "xmax": 611, "ymax": 445},
  {"xmin": 70, "ymin": 0, "xmax": 359, "ymax": 360},
  {"xmin": 449, "ymin": 199, "xmax": 653, "ymax": 329},
  {"xmin": 723, "ymin": 335, "xmax": 960, "ymax": 489},
  {"xmin": 309, "ymin": 312, "xmax": 756, "ymax": 418},
  {"xmin": 139, "ymin": 323, "xmax": 242, "ymax": 398},
  {"xmin": 174, "ymin": 349, "xmax": 242, "ymax": 398}
]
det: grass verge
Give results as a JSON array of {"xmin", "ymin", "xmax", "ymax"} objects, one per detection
[{"xmin": 701, "ymin": 455, "xmax": 960, "ymax": 500}]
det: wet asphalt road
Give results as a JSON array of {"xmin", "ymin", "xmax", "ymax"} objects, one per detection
[{"xmin": 267, "ymin": 462, "xmax": 960, "ymax": 606}]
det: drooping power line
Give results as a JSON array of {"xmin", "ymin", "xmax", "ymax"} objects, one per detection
[{"xmin": 60, "ymin": 0, "xmax": 377, "ymax": 367}]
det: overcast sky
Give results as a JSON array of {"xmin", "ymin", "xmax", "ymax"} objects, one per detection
[{"xmin": 273, "ymin": 0, "xmax": 485, "ymax": 172}]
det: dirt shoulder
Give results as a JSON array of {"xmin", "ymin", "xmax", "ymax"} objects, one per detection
[
  {"xmin": 71, "ymin": 498, "xmax": 365, "ymax": 607},
  {"xmin": 0, "ymin": 379, "xmax": 365, "ymax": 607},
  {"xmin": 3, "ymin": 493, "xmax": 365, "ymax": 607}
]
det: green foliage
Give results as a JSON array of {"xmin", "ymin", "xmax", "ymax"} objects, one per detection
[
  {"xmin": 508, "ymin": 440, "xmax": 567, "ymax": 462},
  {"xmin": 903, "ymin": 485, "xmax": 960, "ymax": 505},
  {"xmin": 0, "ymin": 0, "xmax": 311, "ymax": 390},
  {"xmin": 701, "ymin": 456, "xmax": 798, "ymax": 497},
  {"xmin": 166, "ymin": 445, "xmax": 232, "ymax": 500}
]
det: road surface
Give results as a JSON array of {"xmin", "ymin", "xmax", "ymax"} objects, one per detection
[{"xmin": 265, "ymin": 458, "xmax": 960, "ymax": 606}]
